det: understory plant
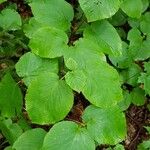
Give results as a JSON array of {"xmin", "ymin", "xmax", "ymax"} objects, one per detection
[{"xmin": 0, "ymin": 0, "xmax": 150, "ymax": 149}]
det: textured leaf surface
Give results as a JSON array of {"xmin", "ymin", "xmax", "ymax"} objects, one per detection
[
  {"xmin": 0, "ymin": 73, "xmax": 22, "ymax": 117},
  {"xmin": 140, "ymin": 12, "xmax": 150, "ymax": 34},
  {"xmin": 129, "ymin": 88, "xmax": 145, "ymax": 106},
  {"xmin": 0, "ymin": 119, "xmax": 23, "ymax": 145},
  {"xmin": 79, "ymin": 0, "xmax": 121, "ymax": 22},
  {"xmin": 42, "ymin": 121, "xmax": 95, "ymax": 150},
  {"xmin": 25, "ymin": 73, "xmax": 73, "ymax": 124},
  {"xmin": 84, "ymin": 21, "xmax": 122, "ymax": 56},
  {"xmin": 82, "ymin": 105, "xmax": 126, "ymax": 145},
  {"xmin": 0, "ymin": 8, "xmax": 21, "ymax": 30},
  {"xmin": 29, "ymin": 27, "xmax": 68, "ymax": 58},
  {"xmin": 15, "ymin": 52, "xmax": 58, "ymax": 86},
  {"xmin": 30, "ymin": 0, "xmax": 73, "ymax": 31},
  {"xmin": 64, "ymin": 39, "xmax": 122, "ymax": 107},
  {"xmin": 109, "ymin": 42, "xmax": 132, "ymax": 69},
  {"xmin": 13, "ymin": 128, "xmax": 46, "ymax": 150},
  {"xmin": 23, "ymin": 18, "xmax": 44, "ymax": 38},
  {"xmin": 120, "ymin": 64, "xmax": 142, "ymax": 86},
  {"xmin": 121, "ymin": 0, "xmax": 143, "ymax": 18}
]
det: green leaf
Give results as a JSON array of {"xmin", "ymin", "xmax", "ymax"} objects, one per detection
[
  {"xmin": 144, "ymin": 126, "xmax": 150, "ymax": 133},
  {"xmin": 109, "ymin": 41, "xmax": 132, "ymax": 69},
  {"xmin": 15, "ymin": 52, "xmax": 58, "ymax": 86},
  {"xmin": 0, "ymin": 73, "xmax": 23, "ymax": 118},
  {"xmin": 29, "ymin": 0, "xmax": 73, "ymax": 31},
  {"xmin": 0, "ymin": 8, "xmax": 22, "ymax": 30},
  {"xmin": 120, "ymin": 63, "xmax": 142, "ymax": 86},
  {"xmin": 64, "ymin": 39, "xmax": 122, "ymax": 108},
  {"xmin": 0, "ymin": 0, "xmax": 6, "ymax": 3},
  {"xmin": 138, "ymin": 73, "xmax": 150, "ymax": 95},
  {"xmin": 114, "ymin": 144, "xmax": 125, "ymax": 150},
  {"xmin": 4, "ymin": 146, "xmax": 13, "ymax": 150},
  {"xmin": 13, "ymin": 128, "xmax": 46, "ymax": 150},
  {"xmin": 0, "ymin": 118, "xmax": 23, "ymax": 145},
  {"xmin": 121, "ymin": 0, "xmax": 143, "ymax": 18},
  {"xmin": 23, "ymin": 18, "xmax": 44, "ymax": 38},
  {"xmin": 142, "ymin": 0, "xmax": 149, "ymax": 12},
  {"xmin": 118, "ymin": 91, "xmax": 131, "ymax": 111},
  {"xmin": 140, "ymin": 12, "xmax": 150, "ymax": 34},
  {"xmin": 82, "ymin": 105, "xmax": 126, "ymax": 145},
  {"xmin": 42, "ymin": 121, "xmax": 95, "ymax": 150},
  {"xmin": 29, "ymin": 27, "xmax": 68, "ymax": 58},
  {"xmin": 65, "ymin": 69, "xmax": 87, "ymax": 93},
  {"xmin": 109, "ymin": 10, "xmax": 127, "ymax": 27},
  {"xmin": 84, "ymin": 20, "xmax": 122, "ymax": 56},
  {"xmin": 144, "ymin": 62, "xmax": 150, "ymax": 74},
  {"xmin": 25, "ymin": 72, "xmax": 73, "ymax": 124},
  {"xmin": 137, "ymin": 141, "xmax": 150, "ymax": 150},
  {"xmin": 130, "ymin": 87, "xmax": 145, "ymax": 106},
  {"xmin": 127, "ymin": 28, "xmax": 142, "ymax": 47},
  {"xmin": 78, "ymin": 0, "xmax": 121, "ymax": 22}
]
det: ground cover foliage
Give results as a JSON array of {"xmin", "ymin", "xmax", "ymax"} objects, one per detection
[{"xmin": 0, "ymin": 0, "xmax": 150, "ymax": 149}]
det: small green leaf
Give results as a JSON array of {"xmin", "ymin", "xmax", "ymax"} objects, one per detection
[
  {"xmin": 82, "ymin": 105, "xmax": 126, "ymax": 145},
  {"xmin": 78, "ymin": 0, "xmax": 121, "ymax": 22},
  {"xmin": 138, "ymin": 73, "xmax": 150, "ymax": 95},
  {"xmin": 0, "ymin": 119, "xmax": 23, "ymax": 145},
  {"xmin": 29, "ymin": 0, "xmax": 73, "ymax": 31},
  {"xmin": 127, "ymin": 28, "xmax": 142, "ymax": 47},
  {"xmin": 0, "ymin": 73, "xmax": 23, "ymax": 117},
  {"xmin": 0, "ymin": 8, "xmax": 22, "ymax": 30},
  {"xmin": 137, "ymin": 140, "xmax": 150, "ymax": 150},
  {"xmin": 15, "ymin": 52, "xmax": 58, "ymax": 86},
  {"xmin": 109, "ymin": 10, "xmax": 127, "ymax": 27},
  {"xmin": 130, "ymin": 87, "xmax": 145, "ymax": 106},
  {"xmin": 25, "ymin": 72, "xmax": 73, "ymax": 124},
  {"xmin": 121, "ymin": 0, "xmax": 143, "ymax": 18},
  {"xmin": 120, "ymin": 64, "xmax": 142, "ymax": 86},
  {"xmin": 118, "ymin": 91, "xmax": 131, "ymax": 111},
  {"xmin": 109, "ymin": 41, "xmax": 132, "ymax": 69},
  {"xmin": 140, "ymin": 12, "xmax": 150, "ymax": 34},
  {"xmin": 84, "ymin": 20, "xmax": 122, "ymax": 56},
  {"xmin": 42, "ymin": 121, "xmax": 95, "ymax": 150},
  {"xmin": 114, "ymin": 144, "xmax": 125, "ymax": 150},
  {"xmin": 13, "ymin": 128, "xmax": 46, "ymax": 150},
  {"xmin": 29, "ymin": 27, "xmax": 68, "ymax": 58},
  {"xmin": 142, "ymin": 0, "xmax": 149, "ymax": 12}
]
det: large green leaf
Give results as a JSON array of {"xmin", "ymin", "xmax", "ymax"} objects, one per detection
[
  {"xmin": 64, "ymin": 39, "xmax": 122, "ymax": 108},
  {"xmin": 29, "ymin": 27, "xmax": 68, "ymax": 58},
  {"xmin": 82, "ymin": 105, "xmax": 126, "ymax": 145},
  {"xmin": 15, "ymin": 52, "xmax": 58, "ymax": 86},
  {"xmin": 84, "ymin": 21, "xmax": 122, "ymax": 56},
  {"xmin": 0, "ymin": 118, "xmax": 23, "ymax": 145},
  {"xmin": 42, "ymin": 121, "xmax": 95, "ymax": 150},
  {"xmin": 13, "ymin": 128, "xmax": 46, "ymax": 150},
  {"xmin": 78, "ymin": 0, "xmax": 121, "ymax": 22},
  {"xmin": 0, "ymin": 8, "xmax": 22, "ymax": 30},
  {"xmin": 121, "ymin": 0, "xmax": 143, "ymax": 18},
  {"xmin": 25, "ymin": 72, "xmax": 73, "ymax": 124},
  {"xmin": 29, "ymin": 0, "xmax": 73, "ymax": 31},
  {"xmin": 0, "ymin": 73, "xmax": 23, "ymax": 117}
]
